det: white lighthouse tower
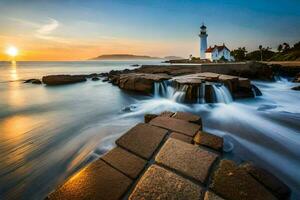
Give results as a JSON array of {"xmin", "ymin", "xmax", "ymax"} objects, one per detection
[{"xmin": 199, "ymin": 24, "xmax": 208, "ymax": 59}]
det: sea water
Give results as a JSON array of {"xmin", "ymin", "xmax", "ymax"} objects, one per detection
[{"xmin": 0, "ymin": 61, "xmax": 299, "ymax": 199}]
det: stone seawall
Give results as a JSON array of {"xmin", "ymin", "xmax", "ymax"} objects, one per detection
[{"xmin": 47, "ymin": 112, "xmax": 291, "ymax": 200}]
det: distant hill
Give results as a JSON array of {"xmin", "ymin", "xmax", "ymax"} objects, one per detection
[
  {"xmin": 164, "ymin": 56, "xmax": 184, "ymax": 60},
  {"xmin": 90, "ymin": 54, "xmax": 161, "ymax": 60}
]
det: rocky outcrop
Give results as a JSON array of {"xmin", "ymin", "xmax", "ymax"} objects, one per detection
[
  {"xmin": 24, "ymin": 79, "xmax": 42, "ymax": 84},
  {"xmin": 112, "ymin": 73, "xmax": 171, "ymax": 94},
  {"xmin": 172, "ymin": 72, "xmax": 256, "ymax": 102},
  {"xmin": 42, "ymin": 75, "xmax": 87, "ymax": 85}
]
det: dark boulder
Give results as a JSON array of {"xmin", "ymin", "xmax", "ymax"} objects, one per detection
[
  {"xmin": 91, "ymin": 77, "xmax": 100, "ymax": 81},
  {"xmin": 291, "ymin": 85, "xmax": 300, "ymax": 90},
  {"xmin": 24, "ymin": 79, "xmax": 42, "ymax": 84},
  {"xmin": 42, "ymin": 75, "xmax": 86, "ymax": 85}
]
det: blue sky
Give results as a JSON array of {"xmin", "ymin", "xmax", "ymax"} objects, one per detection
[{"xmin": 0, "ymin": 0, "xmax": 299, "ymax": 60}]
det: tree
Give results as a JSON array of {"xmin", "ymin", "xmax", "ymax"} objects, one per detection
[
  {"xmin": 277, "ymin": 44, "xmax": 283, "ymax": 52},
  {"xmin": 283, "ymin": 43, "xmax": 290, "ymax": 51},
  {"xmin": 259, "ymin": 45, "xmax": 263, "ymax": 61},
  {"xmin": 231, "ymin": 47, "xmax": 247, "ymax": 61},
  {"xmin": 293, "ymin": 41, "xmax": 300, "ymax": 50}
]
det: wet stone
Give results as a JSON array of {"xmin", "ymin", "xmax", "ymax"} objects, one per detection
[
  {"xmin": 101, "ymin": 147, "xmax": 147, "ymax": 179},
  {"xmin": 241, "ymin": 163, "xmax": 291, "ymax": 200},
  {"xmin": 48, "ymin": 160, "xmax": 132, "ymax": 200},
  {"xmin": 129, "ymin": 164, "xmax": 203, "ymax": 200},
  {"xmin": 210, "ymin": 160, "xmax": 277, "ymax": 200},
  {"xmin": 172, "ymin": 112, "xmax": 202, "ymax": 125},
  {"xmin": 159, "ymin": 111, "xmax": 174, "ymax": 117},
  {"xmin": 149, "ymin": 116, "xmax": 200, "ymax": 137},
  {"xmin": 155, "ymin": 138, "xmax": 218, "ymax": 183},
  {"xmin": 194, "ymin": 131, "xmax": 223, "ymax": 151},
  {"xmin": 144, "ymin": 114, "xmax": 158, "ymax": 123},
  {"xmin": 204, "ymin": 191, "xmax": 225, "ymax": 200},
  {"xmin": 170, "ymin": 132, "xmax": 193, "ymax": 143},
  {"xmin": 116, "ymin": 123, "xmax": 168, "ymax": 160}
]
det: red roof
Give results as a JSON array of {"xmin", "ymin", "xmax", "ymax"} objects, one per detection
[{"xmin": 205, "ymin": 45, "xmax": 230, "ymax": 53}]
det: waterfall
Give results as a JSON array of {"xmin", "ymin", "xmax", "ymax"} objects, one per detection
[
  {"xmin": 154, "ymin": 81, "xmax": 186, "ymax": 102},
  {"xmin": 154, "ymin": 81, "xmax": 233, "ymax": 104},
  {"xmin": 212, "ymin": 84, "xmax": 233, "ymax": 104},
  {"xmin": 197, "ymin": 83, "xmax": 206, "ymax": 104},
  {"xmin": 172, "ymin": 85, "xmax": 188, "ymax": 103}
]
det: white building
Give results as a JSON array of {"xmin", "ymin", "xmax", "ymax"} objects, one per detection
[
  {"xmin": 205, "ymin": 44, "xmax": 234, "ymax": 61},
  {"xmin": 199, "ymin": 24, "xmax": 234, "ymax": 62}
]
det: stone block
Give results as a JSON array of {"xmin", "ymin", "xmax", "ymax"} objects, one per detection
[
  {"xmin": 241, "ymin": 163, "xmax": 291, "ymax": 199},
  {"xmin": 170, "ymin": 132, "xmax": 193, "ymax": 143},
  {"xmin": 159, "ymin": 111, "xmax": 174, "ymax": 117},
  {"xmin": 194, "ymin": 131, "xmax": 223, "ymax": 151},
  {"xmin": 144, "ymin": 114, "xmax": 158, "ymax": 123},
  {"xmin": 204, "ymin": 191, "xmax": 225, "ymax": 200},
  {"xmin": 155, "ymin": 138, "xmax": 218, "ymax": 183},
  {"xmin": 149, "ymin": 116, "xmax": 200, "ymax": 137},
  {"xmin": 210, "ymin": 160, "xmax": 277, "ymax": 200},
  {"xmin": 172, "ymin": 112, "xmax": 202, "ymax": 125},
  {"xmin": 116, "ymin": 123, "xmax": 168, "ymax": 160},
  {"xmin": 129, "ymin": 164, "xmax": 203, "ymax": 200},
  {"xmin": 101, "ymin": 147, "xmax": 147, "ymax": 179},
  {"xmin": 48, "ymin": 160, "xmax": 132, "ymax": 200}
]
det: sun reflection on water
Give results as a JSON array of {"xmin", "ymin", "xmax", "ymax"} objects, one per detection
[{"xmin": 9, "ymin": 61, "xmax": 18, "ymax": 81}]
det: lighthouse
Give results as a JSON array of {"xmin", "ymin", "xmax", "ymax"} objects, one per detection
[{"xmin": 199, "ymin": 24, "xmax": 208, "ymax": 59}]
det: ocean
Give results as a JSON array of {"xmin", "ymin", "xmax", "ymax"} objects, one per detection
[{"xmin": 0, "ymin": 61, "xmax": 299, "ymax": 199}]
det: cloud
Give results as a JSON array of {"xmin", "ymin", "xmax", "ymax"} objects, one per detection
[{"xmin": 36, "ymin": 18, "xmax": 59, "ymax": 35}]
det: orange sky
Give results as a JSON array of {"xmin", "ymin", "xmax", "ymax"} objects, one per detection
[{"xmin": 0, "ymin": 35, "xmax": 195, "ymax": 61}]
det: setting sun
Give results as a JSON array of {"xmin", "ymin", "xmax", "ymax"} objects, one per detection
[{"xmin": 6, "ymin": 46, "xmax": 19, "ymax": 57}]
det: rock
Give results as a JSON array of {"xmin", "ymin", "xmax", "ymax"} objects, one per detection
[
  {"xmin": 159, "ymin": 111, "xmax": 174, "ymax": 117},
  {"xmin": 240, "ymin": 163, "xmax": 291, "ymax": 199},
  {"xmin": 169, "ymin": 132, "xmax": 193, "ymax": 143},
  {"xmin": 101, "ymin": 147, "xmax": 147, "ymax": 179},
  {"xmin": 155, "ymin": 138, "xmax": 218, "ymax": 183},
  {"xmin": 131, "ymin": 64, "xmax": 139, "ymax": 67},
  {"xmin": 205, "ymin": 84, "xmax": 215, "ymax": 103},
  {"xmin": 204, "ymin": 191, "xmax": 225, "ymax": 200},
  {"xmin": 291, "ymin": 85, "xmax": 300, "ymax": 90},
  {"xmin": 149, "ymin": 116, "xmax": 201, "ymax": 137},
  {"xmin": 91, "ymin": 77, "xmax": 100, "ymax": 81},
  {"xmin": 210, "ymin": 160, "xmax": 277, "ymax": 200},
  {"xmin": 42, "ymin": 75, "xmax": 86, "ymax": 85},
  {"xmin": 193, "ymin": 131, "xmax": 223, "ymax": 151},
  {"xmin": 144, "ymin": 114, "xmax": 158, "ymax": 123},
  {"xmin": 48, "ymin": 159, "xmax": 132, "ymax": 200},
  {"xmin": 218, "ymin": 74, "xmax": 239, "ymax": 92},
  {"xmin": 24, "ymin": 79, "xmax": 42, "ymax": 84},
  {"xmin": 32, "ymin": 79, "xmax": 42, "ymax": 84},
  {"xmin": 86, "ymin": 73, "xmax": 98, "ymax": 78},
  {"xmin": 115, "ymin": 73, "xmax": 171, "ymax": 94},
  {"xmin": 172, "ymin": 112, "xmax": 202, "ymax": 125},
  {"xmin": 102, "ymin": 77, "xmax": 109, "ymax": 82},
  {"xmin": 116, "ymin": 123, "xmax": 168, "ymax": 160},
  {"xmin": 293, "ymin": 73, "xmax": 300, "ymax": 82},
  {"xmin": 129, "ymin": 164, "xmax": 203, "ymax": 200},
  {"xmin": 238, "ymin": 78, "xmax": 251, "ymax": 88}
]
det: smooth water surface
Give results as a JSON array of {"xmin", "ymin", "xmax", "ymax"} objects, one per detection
[{"xmin": 0, "ymin": 61, "xmax": 299, "ymax": 199}]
